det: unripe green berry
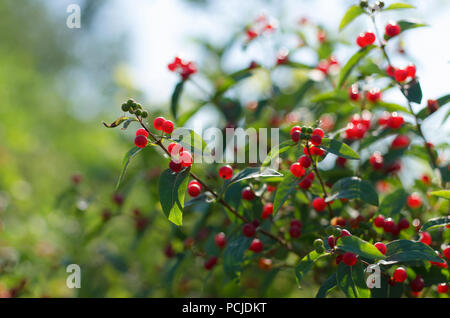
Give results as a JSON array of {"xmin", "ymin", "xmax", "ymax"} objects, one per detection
[
  {"xmin": 314, "ymin": 238, "xmax": 324, "ymax": 249},
  {"xmin": 300, "ymin": 133, "xmax": 307, "ymax": 140},
  {"xmin": 141, "ymin": 111, "xmax": 148, "ymax": 118},
  {"xmin": 360, "ymin": 0, "xmax": 369, "ymax": 8},
  {"xmin": 306, "ymin": 127, "xmax": 313, "ymax": 134},
  {"xmin": 376, "ymin": 1, "xmax": 384, "ymax": 8},
  {"xmin": 325, "ymin": 226, "xmax": 335, "ymax": 236},
  {"xmin": 333, "ymin": 227, "xmax": 342, "ymax": 237},
  {"xmin": 121, "ymin": 103, "xmax": 130, "ymax": 112},
  {"xmin": 135, "ymin": 109, "xmax": 142, "ymax": 116},
  {"xmin": 315, "ymin": 246, "xmax": 325, "ymax": 254},
  {"xmin": 127, "ymin": 99, "xmax": 135, "ymax": 107},
  {"xmin": 136, "ymin": 103, "xmax": 142, "ymax": 109}
]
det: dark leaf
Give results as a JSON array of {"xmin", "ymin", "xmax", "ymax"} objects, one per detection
[
  {"xmin": 320, "ymin": 138, "xmax": 360, "ymax": 160},
  {"xmin": 378, "ymin": 189, "xmax": 407, "ymax": 217},
  {"xmin": 337, "ymin": 45, "xmax": 375, "ymax": 89},
  {"xmin": 328, "ymin": 177, "xmax": 378, "ymax": 206},
  {"xmin": 385, "ymin": 239, "xmax": 443, "ymax": 263},
  {"xmin": 337, "ymin": 236, "xmax": 386, "ymax": 261},
  {"xmin": 336, "ymin": 262, "xmax": 370, "ymax": 298},
  {"xmin": 171, "ymin": 81, "xmax": 184, "ymax": 119}
]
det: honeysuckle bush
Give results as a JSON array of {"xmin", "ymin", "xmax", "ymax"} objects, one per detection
[{"xmin": 64, "ymin": 1, "xmax": 449, "ymax": 298}]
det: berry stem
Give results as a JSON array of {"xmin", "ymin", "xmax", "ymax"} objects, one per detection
[{"xmin": 135, "ymin": 116, "xmax": 297, "ymax": 255}]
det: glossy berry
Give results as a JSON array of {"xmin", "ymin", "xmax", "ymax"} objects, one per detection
[
  {"xmin": 168, "ymin": 142, "xmax": 183, "ymax": 155},
  {"xmin": 298, "ymin": 155, "xmax": 312, "ymax": 168},
  {"xmin": 214, "ymin": 232, "xmax": 226, "ymax": 248},
  {"xmin": 387, "ymin": 113, "xmax": 404, "ymax": 129},
  {"xmin": 249, "ymin": 239, "xmax": 264, "ymax": 253},
  {"xmin": 218, "ymin": 165, "xmax": 233, "ymax": 180},
  {"xmin": 299, "ymin": 178, "xmax": 312, "ymax": 189},
  {"xmin": 394, "ymin": 68, "xmax": 408, "ymax": 82},
  {"xmin": 134, "ymin": 135, "xmax": 148, "ymax": 148},
  {"xmin": 393, "ymin": 267, "xmax": 407, "ymax": 283},
  {"xmin": 258, "ymin": 258, "xmax": 273, "ymax": 271},
  {"xmin": 374, "ymin": 242, "xmax": 387, "ymax": 255},
  {"xmin": 419, "ymin": 232, "xmax": 432, "ymax": 246},
  {"xmin": 289, "ymin": 225, "xmax": 301, "ymax": 238},
  {"xmin": 343, "ymin": 252, "xmax": 357, "ymax": 266},
  {"xmin": 443, "ymin": 247, "xmax": 450, "ymax": 260},
  {"xmin": 313, "ymin": 128, "xmax": 324, "ymax": 138},
  {"xmin": 187, "ymin": 182, "xmax": 201, "ymax": 197},
  {"xmin": 204, "ymin": 256, "xmax": 218, "ymax": 270},
  {"xmin": 153, "ymin": 117, "xmax": 166, "ymax": 130},
  {"xmin": 242, "ymin": 187, "xmax": 255, "ymax": 201},
  {"xmin": 328, "ymin": 235, "xmax": 336, "ymax": 249},
  {"xmin": 366, "ymin": 88, "xmax": 382, "ymax": 103},
  {"xmin": 398, "ymin": 218, "xmax": 410, "ymax": 230},
  {"xmin": 406, "ymin": 64, "xmax": 416, "ymax": 78},
  {"xmin": 169, "ymin": 160, "xmax": 183, "ymax": 173},
  {"xmin": 290, "ymin": 126, "xmax": 302, "ymax": 143},
  {"xmin": 136, "ymin": 128, "xmax": 149, "ymax": 138},
  {"xmin": 383, "ymin": 218, "xmax": 395, "ymax": 233},
  {"xmin": 386, "ymin": 65, "xmax": 396, "ymax": 77},
  {"xmin": 262, "ymin": 203, "xmax": 273, "ymax": 219},
  {"xmin": 164, "ymin": 244, "xmax": 175, "ymax": 258},
  {"xmin": 290, "ymin": 162, "xmax": 305, "ymax": 178},
  {"xmin": 348, "ymin": 85, "xmax": 360, "ymax": 101},
  {"xmin": 391, "ymin": 135, "xmax": 410, "ymax": 149},
  {"xmin": 311, "ymin": 134, "xmax": 322, "ymax": 146},
  {"xmin": 427, "ymin": 99, "xmax": 439, "ymax": 114},
  {"xmin": 369, "ymin": 152, "xmax": 384, "ymax": 170},
  {"xmin": 437, "ymin": 283, "xmax": 449, "ymax": 294},
  {"xmin": 356, "ymin": 32, "xmax": 376, "ymax": 48},
  {"xmin": 242, "ymin": 223, "xmax": 256, "ymax": 237},
  {"xmin": 410, "ymin": 275, "xmax": 425, "ymax": 292},
  {"xmin": 385, "ymin": 23, "xmax": 401, "ymax": 38},
  {"xmin": 312, "ymin": 197, "xmax": 326, "ymax": 212},
  {"xmin": 407, "ymin": 193, "xmax": 422, "ymax": 209},
  {"xmin": 162, "ymin": 120, "xmax": 174, "ymax": 134},
  {"xmin": 290, "ymin": 219, "xmax": 302, "ymax": 228}
]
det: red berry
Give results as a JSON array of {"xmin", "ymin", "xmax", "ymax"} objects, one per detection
[
  {"xmin": 246, "ymin": 28, "xmax": 258, "ymax": 40},
  {"xmin": 386, "ymin": 65, "xmax": 396, "ymax": 77},
  {"xmin": 290, "ymin": 126, "xmax": 302, "ymax": 143},
  {"xmin": 290, "ymin": 162, "xmax": 305, "ymax": 178},
  {"xmin": 179, "ymin": 151, "xmax": 193, "ymax": 167},
  {"xmin": 311, "ymin": 134, "xmax": 322, "ymax": 146},
  {"xmin": 407, "ymin": 193, "xmax": 422, "ymax": 209},
  {"xmin": 343, "ymin": 252, "xmax": 357, "ymax": 266},
  {"xmin": 374, "ymin": 215, "xmax": 385, "ymax": 228},
  {"xmin": 427, "ymin": 99, "xmax": 440, "ymax": 114},
  {"xmin": 290, "ymin": 219, "xmax": 302, "ymax": 228},
  {"xmin": 162, "ymin": 120, "xmax": 174, "ymax": 134},
  {"xmin": 136, "ymin": 128, "xmax": 149, "ymax": 138},
  {"xmin": 385, "ymin": 23, "xmax": 401, "ymax": 38},
  {"xmin": 393, "ymin": 267, "xmax": 407, "ymax": 283},
  {"xmin": 312, "ymin": 197, "xmax": 326, "ymax": 212},
  {"xmin": 249, "ymin": 239, "xmax": 264, "ymax": 253},
  {"xmin": 374, "ymin": 242, "xmax": 387, "ymax": 255},
  {"xmin": 387, "ymin": 113, "xmax": 404, "ymax": 129},
  {"xmin": 242, "ymin": 223, "xmax": 256, "ymax": 237},
  {"xmin": 398, "ymin": 218, "xmax": 410, "ymax": 230},
  {"xmin": 164, "ymin": 244, "xmax": 175, "ymax": 258},
  {"xmin": 383, "ymin": 218, "xmax": 395, "ymax": 233},
  {"xmin": 336, "ymin": 254, "xmax": 344, "ymax": 265},
  {"xmin": 215, "ymin": 232, "xmax": 227, "ymax": 248},
  {"xmin": 410, "ymin": 275, "xmax": 425, "ymax": 292},
  {"xmin": 348, "ymin": 85, "xmax": 360, "ymax": 101},
  {"xmin": 299, "ymin": 178, "xmax": 312, "ymax": 189},
  {"xmin": 336, "ymin": 157, "xmax": 347, "ymax": 167},
  {"xmin": 219, "ymin": 165, "xmax": 233, "ymax": 180},
  {"xmin": 366, "ymin": 88, "xmax": 382, "ymax": 102},
  {"xmin": 443, "ymin": 247, "xmax": 450, "ymax": 260},
  {"xmin": 306, "ymin": 171, "xmax": 315, "ymax": 181},
  {"xmin": 369, "ymin": 152, "xmax": 384, "ymax": 170},
  {"xmin": 134, "ymin": 135, "xmax": 148, "ymax": 148},
  {"xmin": 168, "ymin": 142, "xmax": 183, "ymax": 155},
  {"xmin": 242, "ymin": 187, "xmax": 255, "ymax": 201},
  {"xmin": 328, "ymin": 236, "xmax": 336, "ymax": 249},
  {"xmin": 437, "ymin": 283, "xmax": 449, "ymax": 294},
  {"xmin": 391, "ymin": 135, "xmax": 410, "ymax": 149},
  {"xmin": 169, "ymin": 160, "xmax": 183, "ymax": 173},
  {"xmin": 298, "ymin": 155, "xmax": 312, "ymax": 168},
  {"xmin": 289, "ymin": 225, "xmax": 301, "ymax": 238},
  {"xmin": 204, "ymin": 256, "xmax": 218, "ymax": 270},
  {"xmin": 187, "ymin": 183, "xmax": 201, "ymax": 197},
  {"xmin": 406, "ymin": 64, "xmax": 416, "ymax": 78},
  {"xmin": 310, "ymin": 146, "xmax": 325, "ymax": 156},
  {"xmin": 364, "ymin": 32, "xmax": 376, "ymax": 45},
  {"xmin": 356, "ymin": 33, "xmax": 368, "ymax": 47},
  {"xmin": 394, "ymin": 68, "xmax": 408, "ymax": 82},
  {"xmin": 312, "ymin": 128, "xmax": 324, "ymax": 138},
  {"xmin": 153, "ymin": 117, "xmax": 166, "ymax": 130},
  {"xmin": 113, "ymin": 193, "xmax": 124, "ymax": 206},
  {"xmin": 419, "ymin": 232, "xmax": 432, "ymax": 245},
  {"xmin": 262, "ymin": 203, "xmax": 274, "ymax": 219}
]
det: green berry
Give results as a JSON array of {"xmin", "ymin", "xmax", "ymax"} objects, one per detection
[
  {"xmin": 135, "ymin": 109, "xmax": 142, "ymax": 116},
  {"xmin": 306, "ymin": 127, "xmax": 313, "ymax": 134},
  {"xmin": 360, "ymin": 0, "xmax": 369, "ymax": 8},
  {"xmin": 141, "ymin": 111, "xmax": 148, "ymax": 118},
  {"xmin": 121, "ymin": 103, "xmax": 130, "ymax": 112},
  {"xmin": 315, "ymin": 246, "xmax": 325, "ymax": 254},
  {"xmin": 325, "ymin": 226, "xmax": 334, "ymax": 236},
  {"xmin": 313, "ymin": 238, "xmax": 324, "ymax": 249},
  {"xmin": 127, "ymin": 99, "xmax": 135, "ymax": 107},
  {"xmin": 333, "ymin": 227, "xmax": 342, "ymax": 237},
  {"xmin": 136, "ymin": 103, "xmax": 142, "ymax": 109}
]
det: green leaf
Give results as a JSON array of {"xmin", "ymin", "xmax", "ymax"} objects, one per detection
[
  {"xmin": 227, "ymin": 167, "xmax": 282, "ymax": 186},
  {"xmin": 337, "ymin": 236, "xmax": 386, "ymax": 261},
  {"xmin": 371, "ymin": 275, "xmax": 404, "ymax": 298},
  {"xmin": 158, "ymin": 168, "xmax": 190, "ymax": 226},
  {"xmin": 171, "ymin": 81, "xmax": 184, "ymax": 119},
  {"xmin": 273, "ymin": 173, "xmax": 302, "ymax": 214},
  {"xmin": 328, "ymin": 177, "xmax": 378, "ymax": 206},
  {"xmin": 401, "ymin": 80, "xmax": 422, "ymax": 104},
  {"xmin": 337, "ymin": 45, "xmax": 375, "ymax": 89},
  {"xmin": 223, "ymin": 236, "xmax": 252, "ymax": 281},
  {"xmin": 316, "ymin": 273, "xmax": 337, "ymax": 298},
  {"xmin": 295, "ymin": 250, "xmax": 330, "ymax": 286},
  {"xmin": 115, "ymin": 146, "xmax": 142, "ymax": 190},
  {"xmin": 437, "ymin": 94, "xmax": 450, "ymax": 107},
  {"xmin": 429, "ymin": 190, "xmax": 450, "ymax": 200},
  {"xmin": 421, "ymin": 216, "xmax": 450, "ymax": 232},
  {"xmin": 375, "ymin": 101, "xmax": 409, "ymax": 113},
  {"xmin": 385, "ymin": 20, "xmax": 427, "ymax": 40},
  {"xmin": 378, "ymin": 189, "xmax": 407, "ymax": 217},
  {"xmin": 384, "ymin": 3, "xmax": 415, "ymax": 11},
  {"xmin": 262, "ymin": 140, "xmax": 295, "ymax": 168},
  {"xmin": 385, "ymin": 239, "xmax": 443, "ymax": 263},
  {"xmin": 336, "ymin": 262, "xmax": 370, "ymax": 298},
  {"xmin": 103, "ymin": 116, "xmax": 133, "ymax": 128},
  {"xmin": 320, "ymin": 138, "xmax": 360, "ymax": 160},
  {"xmin": 339, "ymin": 5, "xmax": 365, "ymax": 31},
  {"xmin": 171, "ymin": 128, "xmax": 209, "ymax": 156}
]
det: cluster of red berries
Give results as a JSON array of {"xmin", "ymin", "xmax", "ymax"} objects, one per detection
[
  {"xmin": 135, "ymin": 128, "xmax": 149, "ymax": 148},
  {"xmin": 369, "ymin": 151, "xmax": 384, "ymax": 170},
  {"xmin": 356, "ymin": 31, "xmax": 376, "ymax": 48},
  {"xmin": 289, "ymin": 219, "xmax": 302, "ymax": 238},
  {"xmin": 153, "ymin": 116, "xmax": 174, "ymax": 134},
  {"xmin": 316, "ymin": 56, "xmax": 339, "ymax": 75},
  {"xmin": 187, "ymin": 180, "xmax": 202, "ymax": 197},
  {"xmin": 276, "ymin": 48, "xmax": 289, "ymax": 65},
  {"xmin": 386, "ymin": 64, "xmax": 416, "ymax": 83},
  {"xmin": 378, "ymin": 112, "xmax": 404, "ymax": 129},
  {"xmin": 168, "ymin": 56, "xmax": 197, "ymax": 80},
  {"xmin": 167, "ymin": 141, "xmax": 193, "ymax": 173},
  {"xmin": 348, "ymin": 85, "xmax": 382, "ymax": 103},
  {"xmin": 385, "ymin": 22, "xmax": 402, "ymax": 38},
  {"xmin": 373, "ymin": 214, "xmax": 410, "ymax": 235},
  {"xmin": 344, "ymin": 112, "xmax": 372, "ymax": 140},
  {"xmin": 245, "ymin": 14, "xmax": 277, "ymax": 42},
  {"xmin": 290, "ymin": 126, "xmax": 325, "ymax": 157},
  {"xmin": 299, "ymin": 171, "xmax": 315, "ymax": 190}
]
